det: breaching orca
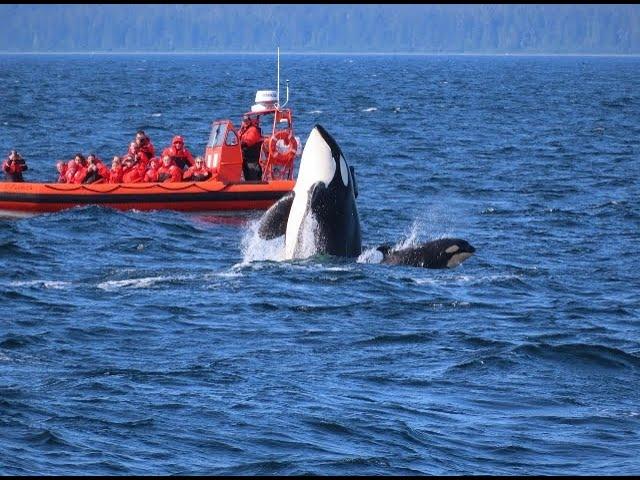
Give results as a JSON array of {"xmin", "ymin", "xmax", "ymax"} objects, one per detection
[
  {"xmin": 257, "ymin": 124, "xmax": 475, "ymax": 269},
  {"xmin": 259, "ymin": 124, "xmax": 361, "ymax": 259}
]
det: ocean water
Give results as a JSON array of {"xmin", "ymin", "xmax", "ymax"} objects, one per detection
[{"xmin": 0, "ymin": 53, "xmax": 639, "ymax": 475}]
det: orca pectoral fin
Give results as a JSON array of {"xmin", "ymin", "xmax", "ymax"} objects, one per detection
[{"xmin": 258, "ymin": 192, "xmax": 295, "ymax": 240}]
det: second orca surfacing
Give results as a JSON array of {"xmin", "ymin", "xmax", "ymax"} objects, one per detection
[{"xmin": 257, "ymin": 124, "xmax": 476, "ymax": 269}]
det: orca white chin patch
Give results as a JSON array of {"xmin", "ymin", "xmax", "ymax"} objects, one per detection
[
  {"xmin": 446, "ymin": 252, "xmax": 473, "ymax": 268},
  {"xmin": 285, "ymin": 126, "xmax": 338, "ymax": 259}
]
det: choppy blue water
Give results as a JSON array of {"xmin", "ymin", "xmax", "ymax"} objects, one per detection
[{"xmin": 1, "ymin": 54, "xmax": 639, "ymax": 475}]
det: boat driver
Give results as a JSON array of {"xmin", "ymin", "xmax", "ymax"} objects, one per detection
[{"xmin": 239, "ymin": 117, "xmax": 263, "ymax": 181}]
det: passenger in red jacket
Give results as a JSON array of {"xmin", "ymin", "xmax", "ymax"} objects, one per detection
[
  {"xmin": 74, "ymin": 153, "xmax": 88, "ymax": 169},
  {"xmin": 64, "ymin": 159, "xmax": 78, "ymax": 183},
  {"xmin": 157, "ymin": 155, "xmax": 183, "ymax": 183},
  {"xmin": 144, "ymin": 157, "xmax": 161, "ymax": 182},
  {"xmin": 125, "ymin": 141, "xmax": 138, "ymax": 159},
  {"xmin": 121, "ymin": 142, "xmax": 149, "ymax": 183},
  {"xmin": 183, "ymin": 156, "xmax": 212, "ymax": 182},
  {"xmin": 123, "ymin": 142, "xmax": 146, "ymax": 167},
  {"xmin": 2, "ymin": 150, "xmax": 28, "ymax": 182},
  {"xmin": 109, "ymin": 156, "xmax": 124, "ymax": 183},
  {"xmin": 122, "ymin": 160, "xmax": 147, "ymax": 183},
  {"xmin": 96, "ymin": 155, "xmax": 110, "ymax": 179},
  {"xmin": 83, "ymin": 154, "xmax": 109, "ymax": 184},
  {"xmin": 135, "ymin": 130, "xmax": 155, "ymax": 161},
  {"xmin": 161, "ymin": 135, "xmax": 194, "ymax": 171},
  {"xmin": 122, "ymin": 144, "xmax": 135, "ymax": 174},
  {"xmin": 56, "ymin": 161, "xmax": 67, "ymax": 183},
  {"xmin": 70, "ymin": 154, "xmax": 87, "ymax": 184}
]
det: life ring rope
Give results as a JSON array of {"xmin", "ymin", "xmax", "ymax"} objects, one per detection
[{"xmin": 43, "ymin": 181, "xmax": 226, "ymax": 194}]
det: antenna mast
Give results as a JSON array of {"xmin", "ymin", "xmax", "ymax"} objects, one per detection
[{"xmin": 277, "ymin": 47, "xmax": 280, "ymax": 108}]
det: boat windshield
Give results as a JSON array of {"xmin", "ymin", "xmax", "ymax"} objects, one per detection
[{"xmin": 208, "ymin": 122, "xmax": 226, "ymax": 148}]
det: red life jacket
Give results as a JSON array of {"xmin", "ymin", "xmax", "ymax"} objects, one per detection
[
  {"xmin": 144, "ymin": 169, "xmax": 159, "ymax": 183},
  {"xmin": 162, "ymin": 146, "xmax": 194, "ymax": 170},
  {"xmin": 158, "ymin": 165, "xmax": 182, "ymax": 183},
  {"xmin": 72, "ymin": 166, "xmax": 87, "ymax": 184},
  {"xmin": 83, "ymin": 159, "xmax": 110, "ymax": 184},
  {"xmin": 123, "ymin": 164, "xmax": 146, "ymax": 183},
  {"xmin": 125, "ymin": 143, "xmax": 151, "ymax": 164},
  {"xmin": 140, "ymin": 141, "xmax": 155, "ymax": 159},
  {"xmin": 96, "ymin": 161, "xmax": 110, "ymax": 180},
  {"xmin": 109, "ymin": 166, "xmax": 123, "ymax": 183},
  {"xmin": 240, "ymin": 125, "xmax": 262, "ymax": 148},
  {"xmin": 65, "ymin": 167, "xmax": 76, "ymax": 183},
  {"xmin": 184, "ymin": 165, "xmax": 212, "ymax": 182}
]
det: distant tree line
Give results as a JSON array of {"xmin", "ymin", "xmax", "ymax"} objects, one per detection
[{"xmin": 1, "ymin": 4, "xmax": 638, "ymax": 54}]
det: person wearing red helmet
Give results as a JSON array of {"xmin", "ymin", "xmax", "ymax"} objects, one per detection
[{"xmin": 161, "ymin": 135, "xmax": 194, "ymax": 171}]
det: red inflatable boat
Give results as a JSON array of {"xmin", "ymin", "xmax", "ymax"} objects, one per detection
[{"xmin": 0, "ymin": 89, "xmax": 300, "ymax": 217}]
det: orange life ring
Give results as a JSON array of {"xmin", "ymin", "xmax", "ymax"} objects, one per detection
[{"xmin": 268, "ymin": 130, "xmax": 298, "ymax": 164}]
